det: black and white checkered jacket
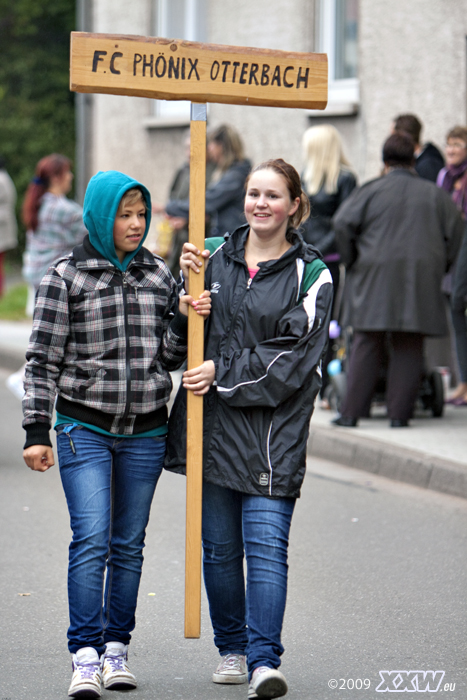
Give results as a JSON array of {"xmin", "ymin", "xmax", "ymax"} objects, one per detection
[{"xmin": 23, "ymin": 235, "xmax": 188, "ymax": 447}]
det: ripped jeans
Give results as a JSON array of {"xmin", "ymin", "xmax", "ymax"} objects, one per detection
[{"xmin": 56, "ymin": 425, "xmax": 165, "ymax": 654}]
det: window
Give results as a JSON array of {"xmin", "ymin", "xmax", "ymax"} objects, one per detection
[
  {"xmin": 149, "ymin": 0, "xmax": 207, "ymax": 123},
  {"xmin": 315, "ymin": 0, "xmax": 359, "ymax": 114}
]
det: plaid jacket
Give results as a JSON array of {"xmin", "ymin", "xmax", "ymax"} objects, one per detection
[{"xmin": 23, "ymin": 235, "xmax": 188, "ymax": 447}]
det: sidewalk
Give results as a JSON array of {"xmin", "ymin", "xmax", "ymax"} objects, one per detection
[
  {"xmin": 1, "ymin": 318, "xmax": 466, "ymax": 499},
  {"xmin": 309, "ymin": 402, "xmax": 467, "ymax": 500},
  {"xmin": 0, "ymin": 319, "xmax": 31, "ymax": 370}
]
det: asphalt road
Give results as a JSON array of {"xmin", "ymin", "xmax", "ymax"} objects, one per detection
[{"xmin": 1, "ymin": 367, "xmax": 466, "ymax": 700}]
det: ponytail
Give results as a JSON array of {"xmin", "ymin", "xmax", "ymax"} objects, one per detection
[{"xmin": 22, "ymin": 154, "xmax": 71, "ymax": 231}]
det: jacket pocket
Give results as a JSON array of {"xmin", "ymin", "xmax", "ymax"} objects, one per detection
[{"xmin": 74, "ymin": 368, "xmax": 107, "ymax": 396}]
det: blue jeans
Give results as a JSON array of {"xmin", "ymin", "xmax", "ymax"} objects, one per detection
[
  {"xmin": 202, "ymin": 482, "xmax": 295, "ymax": 675},
  {"xmin": 56, "ymin": 425, "xmax": 165, "ymax": 654}
]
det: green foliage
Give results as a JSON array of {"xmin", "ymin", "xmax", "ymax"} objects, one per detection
[
  {"xmin": 0, "ymin": 0, "xmax": 76, "ymax": 259},
  {"xmin": 0, "ymin": 283, "xmax": 28, "ymax": 320}
]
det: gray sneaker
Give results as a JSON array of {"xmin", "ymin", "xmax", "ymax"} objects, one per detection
[
  {"xmin": 68, "ymin": 647, "xmax": 102, "ymax": 698},
  {"xmin": 212, "ymin": 653, "xmax": 248, "ymax": 684},
  {"xmin": 248, "ymin": 666, "xmax": 288, "ymax": 698}
]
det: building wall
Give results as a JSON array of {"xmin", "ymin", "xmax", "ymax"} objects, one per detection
[
  {"xmin": 87, "ymin": 0, "xmax": 320, "ymax": 212},
  {"xmin": 86, "ymin": 0, "xmax": 467, "ymax": 202},
  {"xmin": 207, "ymin": 0, "xmax": 316, "ymax": 173},
  {"xmin": 359, "ymin": 0, "xmax": 467, "ymax": 180}
]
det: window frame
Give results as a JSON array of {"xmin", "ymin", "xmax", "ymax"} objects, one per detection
[
  {"xmin": 145, "ymin": 0, "xmax": 206, "ymax": 127},
  {"xmin": 309, "ymin": 0, "xmax": 359, "ymax": 117}
]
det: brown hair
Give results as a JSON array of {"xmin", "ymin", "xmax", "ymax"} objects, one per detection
[
  {"xmin": 393, "ymin": 114, "xmax": 422, "ymax": 145},
  {"xmin": 446, "ymin": 125, "xmax": 467, "ymax": 144},
  {"xmin": 246, "ymin": 158, "xmax": 310, "ymax": 237},
  {"xmin": 208, "ymin": 124, "xmax": 245, "ymax": 172},
  {"xmin": 22, "ymin": 153, "xmax": 71, "ymax": 231}
]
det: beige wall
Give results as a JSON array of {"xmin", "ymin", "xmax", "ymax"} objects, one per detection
[
  {"xmin": 206, "ymin": 0, "xmax": 316, "ymax": 174},
  {"xmin": 358, "ymin": 0, "xmax": 467, "ymax": 180}
]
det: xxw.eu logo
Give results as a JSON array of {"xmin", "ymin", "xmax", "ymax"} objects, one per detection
[{"xmin": 376, "ymin": 670, "xmax": 450, "ymax": 692}]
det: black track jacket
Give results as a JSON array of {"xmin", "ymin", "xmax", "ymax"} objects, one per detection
[{"xmin": 165, "ymin": 225, "xmax": 333, "ymax": 498}]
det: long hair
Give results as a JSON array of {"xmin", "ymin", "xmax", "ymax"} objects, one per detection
[
  {"xmin": 208, "ymin": 124, "xmax": 245, "ymax": 172},
  {"xmin": 302, "ymin": 125, "xmax": 351, "ymax": 196},
  {"xmin": 22, "ymin": 154, "xmax": 71, "ymax": 231},
  {"xmin": 247, "ymin": 158, "xmax": 310, "ymax": 238}
]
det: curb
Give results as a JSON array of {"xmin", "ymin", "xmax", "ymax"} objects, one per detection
[{"xmin": 308, "ymin": 426, "xmax": 467, "ymax": 501}]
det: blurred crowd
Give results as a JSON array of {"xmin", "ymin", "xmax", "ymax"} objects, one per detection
[{"xmin": 3, "ymin": 112, "xmax": 467, "ymax": 425}]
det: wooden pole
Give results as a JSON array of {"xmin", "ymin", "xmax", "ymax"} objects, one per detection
[{"xmin": 184, "ymin": 102, "xmax": 207, "ymax": 638}]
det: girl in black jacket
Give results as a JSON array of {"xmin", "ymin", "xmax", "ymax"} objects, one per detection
[{"xmin": 167, "ymin": 159, "xmax": 333, "ymax": 699}]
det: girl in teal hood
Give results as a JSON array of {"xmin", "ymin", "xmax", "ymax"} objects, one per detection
[
  {"xmin": 22, "ymin": 170, "xmax": 211, "ymax": 698},
  {"xmin": 84, "ymin": 170, "xmax": 152, "ymax": 271}
]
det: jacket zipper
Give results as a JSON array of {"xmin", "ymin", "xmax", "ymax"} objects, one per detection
[
  {"xmin": 119, "ymin": 273, "xmax": 132, "ymax": 432},
  {"xmin": 224, "ymin": 275, "xmax": 252, "ymax": 349},
  {"xmin": 204, "ymin": 275, "xmax": 252, "ymax": 458}
]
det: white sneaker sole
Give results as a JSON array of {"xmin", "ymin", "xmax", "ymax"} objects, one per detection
[
  {"xmin": 103, "ymin": 674, "xmax": 137, "ymax": 690},
  {"xmin": 68, "ymin": 685, "xmax": 102, "ymax": 699},
  {"xmin": 212, "ymin": 673, "xmax": 248, "ymax": 684},
  {"xmin": 251, "ymin": 670, "xmax": 288, "ymax": 698}
]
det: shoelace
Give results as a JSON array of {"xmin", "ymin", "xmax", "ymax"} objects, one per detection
[
  {"xmin": 221, "ymin": 655, "xmax": 243, "ymax": 671},
  {"xmin": 105, "ymin": 654, "xmax": 126, "ymax": 672},
  {"xmin": 76, "ymin": 661, "xmax": 101, "ymax": 679},
  {"xmin": 252, "ymin": 666, "xmax": 270, "ymax": 681}
]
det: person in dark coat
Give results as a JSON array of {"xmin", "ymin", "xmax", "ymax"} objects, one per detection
[
  {"xmin": 393, "ymin": 113, "xmax": 444, "ymax": 182},
  {"xmin": 300, "ymin": 124, "xmax": 357, "ymax": 402},
  {"xmin": 332, "ymin": 133, "xmax": 463, "ymax": 427},
  {"xmin": 165, "ymin": 124, "xmax": 251, "ymax": 238},
  {"xmin": 152, "ymin": 132, "xmax": 216, "ymax": 277}
]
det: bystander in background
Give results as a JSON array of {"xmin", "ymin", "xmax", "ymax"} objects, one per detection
[
  {"xmin": 0, "ymin": 155, "xmax": 18, "ymax": 297},
  {"xmin": 22, "ymin": 153, "xmax": 86, "ymax": 309},
  {"xmin": 165, "ymin": 124, "xmax": 251, "ymax": 239},
  {"xmin": 392, "ymin": 113, "xmax": 444, "ymax": 182},
  {"xmin": 152, "ymin": 131, "xmax": 216, "ymax": 277},
  {"xmin": 300, "ymin": 125, "xmax": 357, "ymax": 406},
  {"xmin": 7, "ymin": 154, "xmax": 86, "ymax": 400},
  {"xmin": 332, "ymin": 133, "xmax": 463, "ymax": 428},
  {"xmin": 437, "ymin": 126, "xmax": 467, "ymax": 404}
]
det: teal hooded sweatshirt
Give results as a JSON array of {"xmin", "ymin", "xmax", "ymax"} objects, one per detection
[{"xmin": 83, "ymin": 170, "xmax": 152, "ymax": 271}]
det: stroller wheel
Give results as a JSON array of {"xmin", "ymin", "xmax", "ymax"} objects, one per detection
[
  {"xmin": 428, "ymin": 370, "xmax": 444, "ymax": 417},
  {"xmin": 323, "ymin": 384, "xmax": 339, "ymax": 411},
  {"xmin": 327, "ymin": 372, "xmax": 347, "ymax": 412}
]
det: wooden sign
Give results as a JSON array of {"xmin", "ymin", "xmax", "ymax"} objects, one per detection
[{"xmin": 70, "ymin": 32, "xmax": 328, "ymax": 109}]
